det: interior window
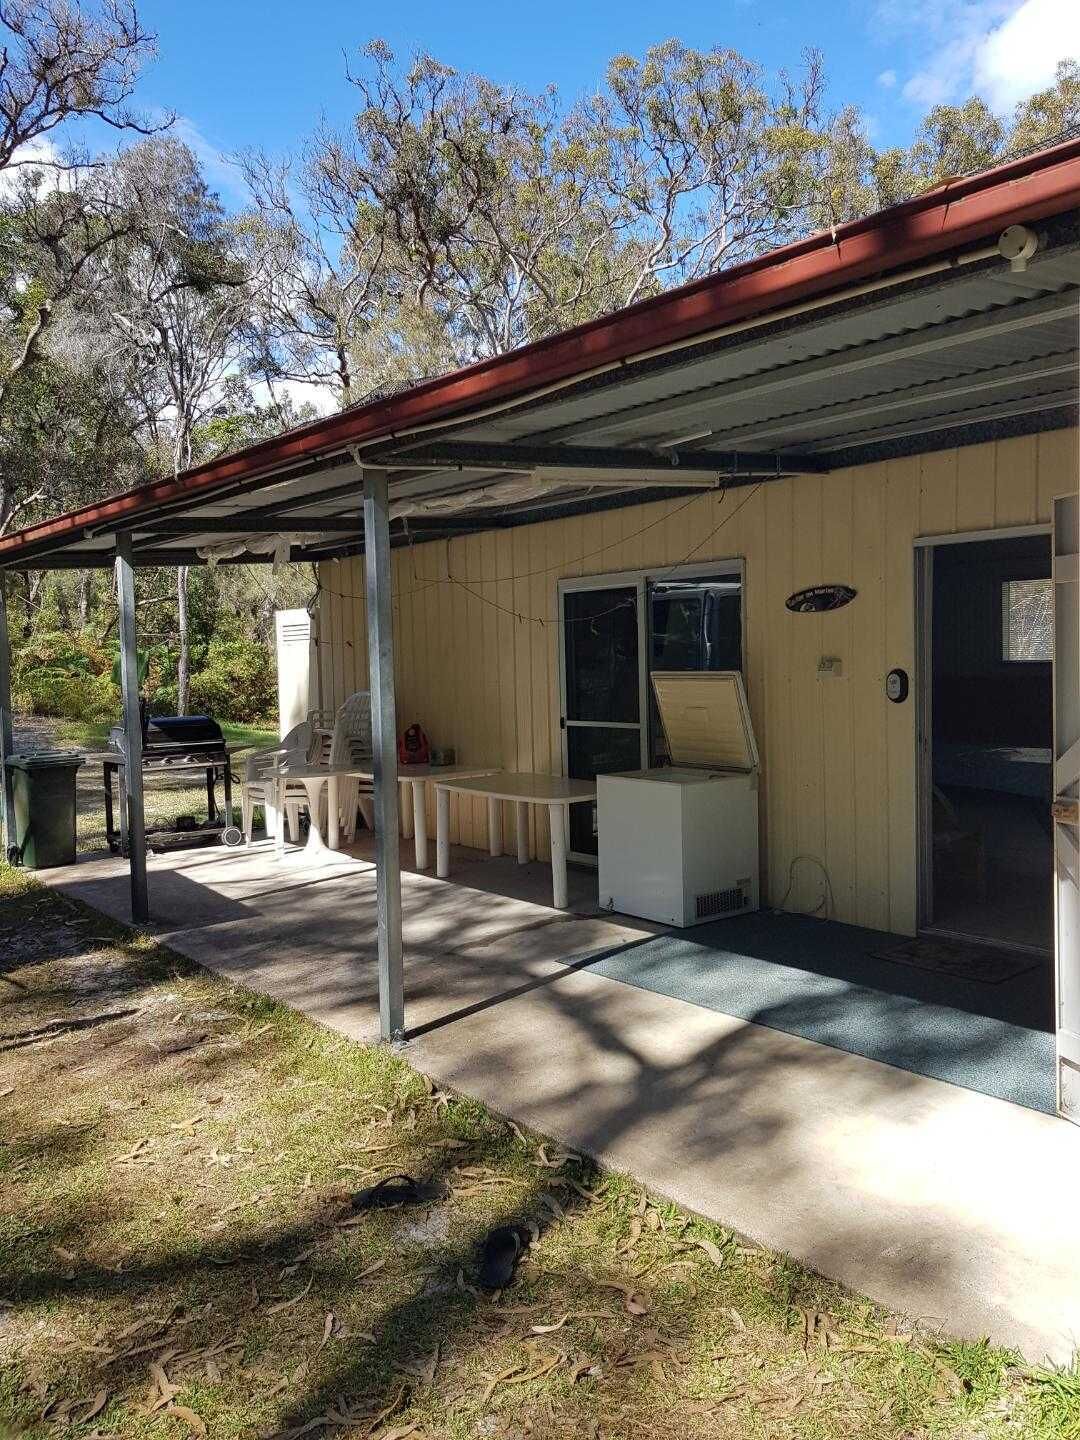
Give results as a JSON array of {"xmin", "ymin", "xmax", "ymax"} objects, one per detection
[
  {"xmin": 649, "ymin": 574, "xmax": 742, "ymax": 762},
  {"xmin": 1001, "ymin": 578, "xmax": 1054, "ymax": 663},
  {"xmin": 650, "ymin": 577, "xmax": 742, "ymax": 673}
]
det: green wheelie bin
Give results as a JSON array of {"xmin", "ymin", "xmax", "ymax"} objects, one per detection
[{"xmin": 8, "ymin": 752, "xmax": 84, "ymax": 868}]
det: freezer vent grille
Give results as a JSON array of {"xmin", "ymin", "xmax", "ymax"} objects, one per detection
[{"xmin": 695, "ymin": 883, "xmax": 750, "ymax": 920}]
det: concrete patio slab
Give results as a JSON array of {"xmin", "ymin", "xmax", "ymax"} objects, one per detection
[{"xmin": 40, "ymin": 837, "xmax": 1080, "ymax": 1364}]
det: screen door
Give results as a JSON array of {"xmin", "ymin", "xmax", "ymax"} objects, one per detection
[{"xmin": 559, "ymin": 579, "xmax": 647, "ymax": 860}]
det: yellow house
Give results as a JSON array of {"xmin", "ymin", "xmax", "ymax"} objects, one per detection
[
  {"xmin": 1, "ymin": 134, "xmax": 1078, "ymax": 1120},
  {"xmin": 316, "ymin": 428, "xmax": 1075, "ymax": 941}
]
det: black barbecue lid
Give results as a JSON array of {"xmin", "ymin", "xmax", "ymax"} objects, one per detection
[
  {"xmin": 144, "ymin": 714, "xmax": 222, "ymax": 740},
  {"xmin": 107, "ymin": 715, "xmax": 226, "ymax": 752}
]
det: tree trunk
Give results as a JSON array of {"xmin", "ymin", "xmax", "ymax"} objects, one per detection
[
  {"xmin": 177, "ymin": 565, "xmax": 190, "ymax": 715},
  {"xmin": 56, "ymin": 575, "xmax": 71, "ymax": 632},
  {"xmin": 77, "ymin": 571, "xmax": 91, "ymax": 628},
  {"xmin": 18, "ymin": 572, "xmax": 33, "ymax": 641},
  {"xmin": 337, "ymin": 344, "xmax": 351, "ymax": 403}
]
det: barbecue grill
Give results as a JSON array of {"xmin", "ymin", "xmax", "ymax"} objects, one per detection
[
  {"xmin": 109, "ymin": 714, "xmax": 228, "ymax": 767},
  {"xmin": 97, "ymin": 714, "xmax": 242, "ymax": 853}
]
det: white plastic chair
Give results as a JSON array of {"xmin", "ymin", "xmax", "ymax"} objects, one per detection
[
  {"xmin": 240, "ymin": 711, "xmax": 332, "ymax": 843},
  {"xmin": 265, "ymin": 693, "xmax": 375, "ymax": 847},
  {"xmin": 330, "ymin": 691, "xmax": 376, "ymax": 842}
]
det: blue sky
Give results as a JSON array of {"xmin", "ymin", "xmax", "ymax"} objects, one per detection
[{"xmin": 132, "ymin": 0, "xmax": 1079, "ymax": 207}]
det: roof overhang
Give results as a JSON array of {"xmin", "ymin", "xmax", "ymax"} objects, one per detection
[{"xmin": 2, "ymin": 136, "xmax": 1079, "ymax": 573}]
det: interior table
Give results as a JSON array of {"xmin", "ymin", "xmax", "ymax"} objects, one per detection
[
  {"xmin": 347, "ymin": 763, "xmax": 497, "ymax": 870},
  {"xmin": 432, "ymin": 771, "xmax": 597, "ymax": 909}
]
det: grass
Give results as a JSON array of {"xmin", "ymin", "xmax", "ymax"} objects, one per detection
[
  {"xmin": 52, "ymin": 720, "xmax": 278, "ymax": 753},
  {"xmin": 1, "ymin": 866, "xmax": 1077, "ymax": 1440}
]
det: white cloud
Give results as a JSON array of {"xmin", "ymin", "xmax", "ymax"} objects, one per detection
[
  {"xmin": 893, "ymin": 0, "xmax": 1080, "ymax": 112},
  {"xmin": 171, "ymin": 115, "xmax": 249, "ymax": 208},
  {"xmin": 250, "ymin": 376, "xmax": 338, "ymax": 419},
  {"xmin": 973, "ymin": 0, "xmax": 1080, "ymax": 109},
  {"xmin": 877, "ymin": 69, "xmax": 898, "ymax": 88}
]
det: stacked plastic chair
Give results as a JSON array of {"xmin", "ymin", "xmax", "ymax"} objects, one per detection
[
  {"xmin": 330, "ymin": 690, "xmax": 376, "ymax": 842},
  {"xmin": 240, "ymin": 709, "xmax": 333, "ymax": 843}
]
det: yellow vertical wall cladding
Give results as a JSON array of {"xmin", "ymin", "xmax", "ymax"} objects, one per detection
[{"xmin": 316, "ymin": 429, "xmax": 1077, "ymax": 935}]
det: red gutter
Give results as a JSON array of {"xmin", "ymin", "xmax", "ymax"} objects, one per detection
[{"xmin": 4, "ymin": 133, "xmax": 1080, "ymax": 564}]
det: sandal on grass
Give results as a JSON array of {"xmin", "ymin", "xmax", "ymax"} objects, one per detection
[
  {"xmin": 476, "ymin": 1225, "xmax": 526, "ymax": 1289},
  {"xmin": 350, "ymin": 1173, "xmax": 443, "ymax": 1211}
]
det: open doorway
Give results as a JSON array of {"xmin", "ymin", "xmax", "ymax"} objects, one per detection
[{"xmin": 922, "ymin": 533, "xmax": 1054, "ymax": 953}]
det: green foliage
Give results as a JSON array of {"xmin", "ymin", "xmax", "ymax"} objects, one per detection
[
  {"xmin": 11, "ymin": 630, "xmax": 117, "ymax": 720},
  {"xmin": 1008, "ymin": 59, "xmax": 1080, "ymax": 156},
  {"xmin": 11, "ymin": 623, "xmax": 278, "ymax": 727},
  {"xmin": 187, "ymin": 635, "xmax": 278, "ymax": 724},
  {"xmin": 109, "ymin": 648, "xmax": 150, "ymax": 694},
  {"xmin": 1024, "ymin": 1359, "xmax": 1080, "ymax": 1438}
]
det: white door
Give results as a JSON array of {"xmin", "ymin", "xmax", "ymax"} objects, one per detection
[{"xmin": 1053, "ymin": 492, "xmax": 1080, "ymax": 1122}]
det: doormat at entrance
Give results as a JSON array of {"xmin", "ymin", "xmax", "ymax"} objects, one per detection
[{"xmin": 871, "ymin": 937, "xmax": 1039, "ymax": 984}]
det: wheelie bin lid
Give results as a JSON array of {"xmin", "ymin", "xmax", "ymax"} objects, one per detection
[{"xmin": 6, "ymin": 751, "xmax": 85, "ymax": 770}]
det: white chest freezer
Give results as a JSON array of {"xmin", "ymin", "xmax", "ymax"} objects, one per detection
[{"xmin": 597, "ymin": 671, "xmax": 760, "ymax": 927}]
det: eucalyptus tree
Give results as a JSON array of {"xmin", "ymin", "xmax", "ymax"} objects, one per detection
[
  {"xmin": 237, "ymin": 147, "xmax": 393, "ymax": 409},
  {"xmin": 309, "ymin": 41, "xmax": 882, "ymax": 366},
  {"xmin": 1008, "ymin": 60, "xmax": 1080, "ymax": 154},
  {"xmin": 0, "ymin": 0, "xmax": 160, "ymax": 171},
  {"xmin": 90, "ymin": 137, "xmax": 252, "ymax": 712},
  {"xmin": 868, "ymin": 61, "xmax": 1080, "ymax": 206},
  {"xmin": 576, "ymin": 42, "xmax": 849, "ymax": 302},
  {"xmin": 308, "ymin": 41, "xmax": 624, "ymax": 365},
  {"xmin": 0, "ymin": 0, "xmax": 158, "ymax": 542},
  {"xmin": 0, "ymin": 165, "xmax": 131, "ymax": 534}
]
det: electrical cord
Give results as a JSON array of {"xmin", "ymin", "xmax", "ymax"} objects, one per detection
[{"xmin": 773, "ymin": 853, "xmax": 835, "ymax": 920}]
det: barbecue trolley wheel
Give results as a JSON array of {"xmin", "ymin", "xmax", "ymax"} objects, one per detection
[{"xmin": 221, "ymin": 825, "xmax": 244, "ymax": 848}]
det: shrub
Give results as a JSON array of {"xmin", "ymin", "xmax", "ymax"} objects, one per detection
[
  {"xmin": 14, "ymin": 667, "xmax": 116, "ymax": 721},
  {"xmin": 12, "ymin": 631, "xmax": 118, "ymax": 721},
  {"xmin": 187, "ymin": 637, "xmax": 276, "ymax": 725}
]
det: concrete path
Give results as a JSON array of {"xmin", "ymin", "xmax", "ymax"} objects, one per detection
[{"xmin": 41, "ymin": 838, "xmax": 1080, "ymax": 1364}]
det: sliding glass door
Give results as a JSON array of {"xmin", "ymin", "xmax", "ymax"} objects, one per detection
[
  {"xmin": 559, "ymin": 563, "xmax": 744, "ymax": 863},
  {"xmin": 559, "ymin": 579, "xmax": 647, "ymax": 859}
]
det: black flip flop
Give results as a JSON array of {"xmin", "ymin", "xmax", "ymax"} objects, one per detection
[
  {"xmin": 350, "ymin": 1173, "xmax": 443, "ymax": 1211},
  {"xmin": 477, "ymin": 1225, "xmax": 526, "ymax": 1289}
]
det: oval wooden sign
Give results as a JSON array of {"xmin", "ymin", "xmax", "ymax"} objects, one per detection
[{"xmin": 785, "ymin": 584, "xmax": 857, "ymax": 613}]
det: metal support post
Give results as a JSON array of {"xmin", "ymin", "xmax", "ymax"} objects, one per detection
[
  {"xmin": 362, "ymin": 470, "xmax": 404, "ymax": 1040},
  {"xmin": 115, "ymin": 535, "xmax": 148, "ymax": 921}
]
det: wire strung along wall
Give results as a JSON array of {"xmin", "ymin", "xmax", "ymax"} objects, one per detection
[{"xmin": 311, "ymin": 482, "xmax": 763, "ymax": 644}]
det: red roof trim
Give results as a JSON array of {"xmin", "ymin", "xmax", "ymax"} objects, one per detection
[{"xmin": 4, "ymin": 134, "xmax": 1080, "ymax": 563}]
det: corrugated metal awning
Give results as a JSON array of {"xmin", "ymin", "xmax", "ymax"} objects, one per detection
[{"xmin": 1, "ymin": 161, "xmax": 1078, "ymax": 571}]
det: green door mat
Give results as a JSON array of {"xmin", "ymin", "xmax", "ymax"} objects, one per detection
[{"xmin": 581, "ymin": 911, "xmax": 1055, "ymax": 1113}]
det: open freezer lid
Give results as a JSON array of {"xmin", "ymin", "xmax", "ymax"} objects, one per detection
[{"xmin": 651, "ymin": 671, "xmax": 759, "ymax": 773}]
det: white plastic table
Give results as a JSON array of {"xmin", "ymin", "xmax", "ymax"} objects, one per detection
[
  {"xmin": 433, "ymin": 771, "xmax": 596, "ymax": 909},
  {"xmin": 347, "ymin": 763, "xmax": 497, "ymax": 870},
  {"xmin": 272, "ymin": 764, "xmax": 359, "ymax": 860}
]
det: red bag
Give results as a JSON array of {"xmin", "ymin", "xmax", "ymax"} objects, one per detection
[{"xmin": 398, "ymin": 723, "xmax": 431, "ymax": 766}]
